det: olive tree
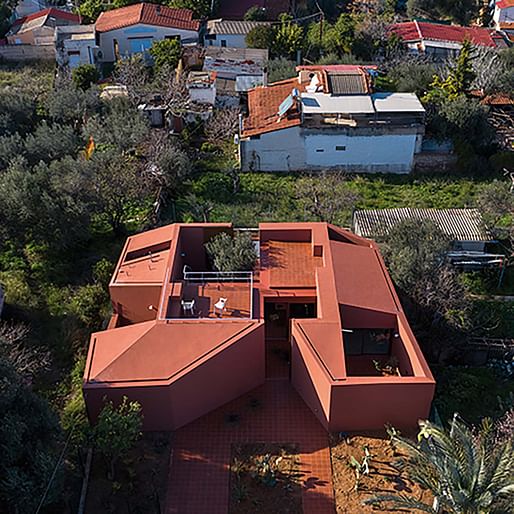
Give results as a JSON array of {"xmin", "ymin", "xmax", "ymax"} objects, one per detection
[{"xmin": 205, "ymin": 232, "xmax": 257, "ymax": 272}]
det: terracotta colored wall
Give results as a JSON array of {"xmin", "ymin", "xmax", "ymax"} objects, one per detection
[
  {"xmin": 84, "ymin": 385, "xmax": 172, "ymax": 432},
  {"xmin": 290, "ymin": 329, "xmax": 331, "ymax": 429},
  {"xmin": 110, "ymin": 284, "xmax": 161, "ymax": 323},
  {"xmin": 166, "ymin": 323, "xmax": 265, "ymax": 429},
  {"xmin": 84, "ymin": 323, "xmax": 265, "ymax": 431},
  {"xmin": 260, "ymin": 229, "xmax": 312, "ymax": 244},
  {"xmin": 329, "ymin": 380, "xmax": 435, "ymax": 431},
  {"xmin": 391, "ymin": 337, "xmax": 414, "ymax": 376},
  {"xmin": 339, "ymin": 305, "xmax": 396, "ymax": 329}
]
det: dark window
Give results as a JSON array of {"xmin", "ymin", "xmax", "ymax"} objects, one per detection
[
  {"xmin": 221, "ymin": 39, "xmax": 227, "ymax": 47},
  {"xmin": 316, "ymin": 148, "xmax": 324, "ymax": 152},
  {"xmin": 343, "ymin": 329, "xmax": 392, "ymax": 356},
  {"xmin": 336, "ymin": 145, "xmax": 346, "ymax": 151}
]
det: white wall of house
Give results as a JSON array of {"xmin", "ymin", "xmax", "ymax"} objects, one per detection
[
  {"xmin": 240, "ymin": 127, "xmax": 306, "ymax": 172},
  {"xmin": 494, "ymin": 4, "xmax": 514, "ymax": 26},
  {"xmin": 58, "ymin": 38, "xmax": 97, "ymax": 68},
  {"xmin": 98, "ymin": 23, "xmax": 199, "ymax": 62},
  {"xmin": 304, "ymin": 133, "xmax": 417, "ymax": 173},
  {"xmin": 206, "ymin": 33, "xmax": 247, "ymax": 48},
  {"xmin": 241, "ymin": 128, "xmax": 420, "ymax": 173}
]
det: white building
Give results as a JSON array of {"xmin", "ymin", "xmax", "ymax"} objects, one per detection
[
  {"xmin": 493, "ymin": 0, "xmax": 514, "ymax": 40},
  {"xmin": 239, "ymin": 65, "xmax": 426, "ymax": 173},
  {"xmin": 493, "ymin": 0, "xmax": 514, "ymax": 26},
  {"xmin": 205, "ymin": 19, "xmax": 271, "ymax": 48},
  {"xmin": 55, "ymin": 24, "xmax": 98, "ymax": 69},
  {"xmin": 95, "ymin": 2, "xmax": 200, "ymax": 63},
  {"xmin": 390, "ymin": 21, "xmax": 508, "ymax": 59}
]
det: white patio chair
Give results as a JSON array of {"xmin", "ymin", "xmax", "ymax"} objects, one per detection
[{"xmin": 214, "ymin": 297, "xmax": 228, "ymax": 317}]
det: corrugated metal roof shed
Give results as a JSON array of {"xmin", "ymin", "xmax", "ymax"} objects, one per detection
[
  {"xmin": 206, "ymin": 19, "xmax": 270, "ymax": 35},
  {"xmin": 353, "ymin": 208, "xmax": 492, "ymax": 241}
]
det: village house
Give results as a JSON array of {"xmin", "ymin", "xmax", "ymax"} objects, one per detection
[
  {"xmin": 6, "ymin": 7, "xmax": 79, "ymax": 46},
  {"xmin": 83, "ymin": 222, "xmax": 435, "ymax": 432},
  {"xmin": 493, "ymin": 0, "xmax": 514, "ymax": 41},
  {"xmin": 54, "ymin": 24, "xmax": 98, "ymax": 69},
  {"xmin": 95, "ymin": 2, "xmax": 200, "ymax": 63},
  {"xmin": 239, "ymin": 65, "xmax": 425, "ymax": 173},
  {"xmin": 205, "ymin": 19, "xmax": 271, "ymax": 48},
  {"xmin": 390, "ymin": 20, "xmax": 508, "ymax": 58}
]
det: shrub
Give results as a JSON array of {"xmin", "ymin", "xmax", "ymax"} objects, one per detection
[
  {"xmin": 246, "ymin": 25, "xmax": 274, "ymax": 49},
  {"xmin": 94, "ymin": 396, "xmax": 143, "ymax": 479},
  {"xmin": 72, "ymin": 64, "xmax": 99, "ymax": 91},
  {"xmin": 70, "ymin": 283, "xmax": 109, "ymax": 327},
  {"xmin": 149, "ymin": 38, "xmax": 182, "ymax": 71},
  {"xmin": 205, "ymin": 231, "xmax": 257, "ymax": 272},
  {"xmin": 244, "ymin": 5, "xmax": 267, "ymax": 20}
]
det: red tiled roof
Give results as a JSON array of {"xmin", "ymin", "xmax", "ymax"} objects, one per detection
[
  {"xmin": 296, "ymin": 64, "xmax": 377, "ymax": 72},
  {"xmin": 391, "ymin": 21, "xmax": 503, "ymax": 47},
  {"xmin": 481, "ymin": 94, "xmax": 514, "ymax": 106},
  {"xmin": 95, "ymin": 3, "xmax": 199, "ymax": 33},
  {"xmin": 242, "ymin": 77, "xmax": 305, "ymax": 137},
  {"xmin": 218, "ymin": 0, "xmax": 291, "ymax": 20},
  {"xmin": 12, "ymin": 7, "xmax": 79, "ymax": 27},
  {"xmin": 496, "ymin": 0, "xmax": 514, "ymax": 8}
]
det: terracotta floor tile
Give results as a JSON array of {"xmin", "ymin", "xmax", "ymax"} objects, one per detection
[{"xmin": 166, "ymin": 380, "xmax": 335, "ymax": 514}]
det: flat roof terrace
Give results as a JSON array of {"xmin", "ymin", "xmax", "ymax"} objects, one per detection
[{"xmin": 164, "ymin": 271, "xmax": 254, "ymax": 320}]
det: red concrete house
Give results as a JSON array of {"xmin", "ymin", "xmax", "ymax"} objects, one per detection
[{"xmin": 83, "ymin": 222, "xmax": 435, "ymax": 432}]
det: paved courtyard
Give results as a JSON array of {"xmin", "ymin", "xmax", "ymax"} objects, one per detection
[{"xmin": 166, "ymin": 342, "xmax": 335, "ymax": 514}]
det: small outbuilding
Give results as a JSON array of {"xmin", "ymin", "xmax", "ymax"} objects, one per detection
[{"xmin": 205, "ymin": 19, "xmax": 271, "ymax": 48}]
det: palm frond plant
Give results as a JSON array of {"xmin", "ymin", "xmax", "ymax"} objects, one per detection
[{"xmin": 365, "ymin": 416, "xmax": 514, "ymax": 513}]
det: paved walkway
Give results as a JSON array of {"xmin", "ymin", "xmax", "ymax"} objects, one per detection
[{"xmin": 166, "ymin": 352, "xmax": 335, "ymax": 514}]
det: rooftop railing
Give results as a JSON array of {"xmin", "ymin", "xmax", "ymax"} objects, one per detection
[{"xmin": 183, "ymin": 270, "xmax": 253, "ymax": 282}]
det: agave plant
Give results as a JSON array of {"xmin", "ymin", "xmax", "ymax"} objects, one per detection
[{"xmin": 365, "ymin": 416, "xmax": 514, "ymax": 513}]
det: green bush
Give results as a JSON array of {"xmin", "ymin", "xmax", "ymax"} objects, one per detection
[
  {"xmin": 72, "ymin": 64, "xmax": 99, "ymax": 91},
  {"xmin": 70, "ymin": 283, "xmax": 109, "ymax": 327},
  {"xmin": 0, "ymin": 270, "xmax": 35, "ymax": 309},
  {"xmin": 205, "ymin": 231, "xmax": 257, "ymax": 272},
  {"xmin": 149, "ymin": 38, "xmax": 182, "ymax": 71}
]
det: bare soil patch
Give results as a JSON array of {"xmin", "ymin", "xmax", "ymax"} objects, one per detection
[
  {"xmin": 331, "ymin": 433, "xmax": 432, "ymax": 513},
  {"xmin": 229, "ymin": 443, "xmax": 303, "ymax": 514},
  {"xmin": 85, "ymin": 432, "xmax": 171, "ymax": 513}
]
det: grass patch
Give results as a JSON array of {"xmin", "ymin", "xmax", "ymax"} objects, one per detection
[
  {"xmin": 184, "ymin": 171, "xmax": 493, "ymax": 227},
  {"xmin": 433, "ymin": 366, "xmax": 514, "ymax": 426}
]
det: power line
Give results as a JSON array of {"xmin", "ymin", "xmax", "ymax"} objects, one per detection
[{"xmin": 34, "ymin": 427, "xmax": 74, "ymax": 514}]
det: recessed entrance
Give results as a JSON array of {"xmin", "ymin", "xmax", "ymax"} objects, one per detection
[
  {"xmin": 264, "ymin": 300, "xmax": 317, "ymax": 380},
  {"xmin": 264, "ymin": 301, "xmax": 316, "ymax": 340}
]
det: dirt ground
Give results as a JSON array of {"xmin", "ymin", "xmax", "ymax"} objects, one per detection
[
  {"xmin": 85, "ymin": 432, "xmax": 171, "ymax": 514},
  {"xmin": 229, "ymin": 443, "xmax": 303, "ymax": 514},
  {"xmin": 330, "ymin": 433, "xmax": 433, "ymax": 514}
]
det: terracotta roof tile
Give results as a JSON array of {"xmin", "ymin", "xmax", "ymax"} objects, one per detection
[
  {"xmin": 11, "ymin": 7, "xmax": 79, "ymax": 27},
  {"xmin": 242, "ymin": 77, "xmax": 305, "ymax": 137},
  {"xmin": 95, "ymin": 2, "xmax": 199, "ymax": 33},
  {"xmin": 496, "ymin": 0, "xmax": 514, "ymax": 8},
  {"xmin": 391, "ymin": 21, "xmax": 504, "ymax": 48}
]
